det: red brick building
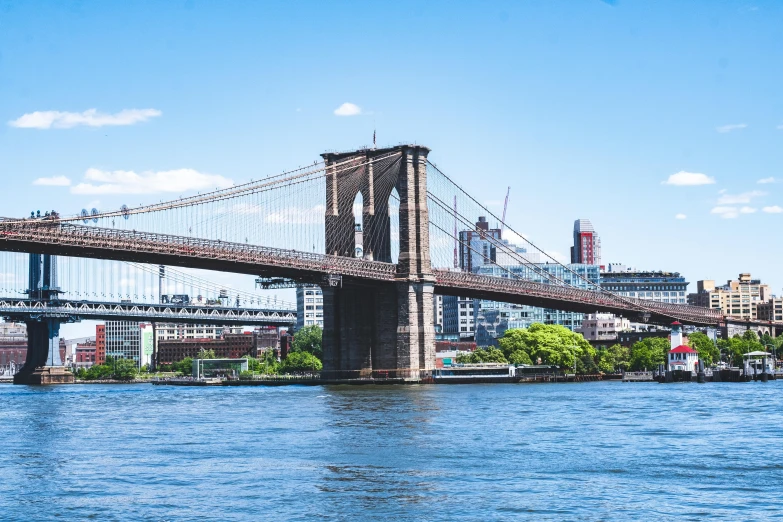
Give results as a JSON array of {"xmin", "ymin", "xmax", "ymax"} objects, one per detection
[
  {"xmin": 75, "ymin": 341, "xmax": 97, "ymax": 367},
  {"xmin": 95, "ymin": 325, "xmax": 106, "ymax": 365},
  {"xmin": 0, "ymin": 340, "xmax": 27, "ymax": 367},
  {"xmin": 158, "ymin": 332, "xmax": 260, "ymax": 365}
]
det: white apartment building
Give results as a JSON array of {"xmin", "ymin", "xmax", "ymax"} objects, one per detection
[
  {"xmin": 155, "ymin": 324, "xmax": 242, "ymax": 341},
  {"xmin": 576, "ymin": 313, "xmax": 631, "ymax": 342},
  {"xmin": 296, "ymin": 285, "xmax": 324, "ymax": 330}
]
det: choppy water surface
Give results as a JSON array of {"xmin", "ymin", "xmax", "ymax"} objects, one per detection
[{"xmin": 1, "ymin": 381, "xmax": 782, "ymax": 521}]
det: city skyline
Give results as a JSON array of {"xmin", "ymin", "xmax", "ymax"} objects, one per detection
[{"xmin": 2, "ymin": 0, "xmax": 782, "ymax": 311}]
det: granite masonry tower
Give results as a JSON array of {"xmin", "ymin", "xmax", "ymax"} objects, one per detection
[{"xmin": 320, "ymin": 145, "xmax": 435, "ymax": 378}]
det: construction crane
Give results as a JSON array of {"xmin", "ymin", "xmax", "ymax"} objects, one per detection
[
  {"xmin": 453, "ymin": 195, "xmax": 459, "ymax": 269},
  {"xmin": 500, "ymin": 186, "xmax": 510, "ymax": 239}
]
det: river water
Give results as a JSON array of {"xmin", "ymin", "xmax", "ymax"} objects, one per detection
[{"xmin": 0, "ymin": 381, "xmax": 781, "ymax": 521}]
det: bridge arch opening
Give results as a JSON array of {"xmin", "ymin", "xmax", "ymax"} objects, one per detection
[
  {"xmin": 389, "ymin": 187, "xmax": 400, "ymax": 264},
  {"xmin": 352, "ymin": 192, "xmax": 364, "ymax": 259}
]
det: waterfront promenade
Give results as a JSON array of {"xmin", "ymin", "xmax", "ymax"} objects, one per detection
[{"xmin": 1, "ymin": 381, "xmax": 781, "ymax": 520}]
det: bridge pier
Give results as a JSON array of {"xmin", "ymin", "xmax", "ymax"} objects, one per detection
[
  {"xmin": 13, "ymin": 253, "xmax": 73, "ymax": 385},
  {"xmin": 14, "ymin": 318, "xmax": 73, "ymax": 385},
  {"xmin": 320, "ymin": 145, "xmax": 435, "ymax": 379}
]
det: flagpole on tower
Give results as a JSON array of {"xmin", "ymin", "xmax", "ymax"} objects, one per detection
[{"xmin": 373, "ymin": 118, "xmax": 376, "ymax": 149}]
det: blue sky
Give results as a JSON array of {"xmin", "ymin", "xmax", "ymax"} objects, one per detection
[{"xmin": 1, "ymin": 0, "xmax": 783, "ymax": 336}]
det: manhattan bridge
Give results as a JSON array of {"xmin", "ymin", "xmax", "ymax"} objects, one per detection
[{"xmin": 0, "ymin": 144, "xmax": 742, "ymax": 383}]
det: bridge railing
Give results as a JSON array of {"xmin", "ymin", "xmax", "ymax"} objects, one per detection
[
  {"xmin": 0, "ymin": 220, "xmax": 397, "ymax": 281},
  {"xmin": 434, "ymin": 270, "xmax": 723, "ymax": 325},
  {"xmin": 0, "ymin": 221, "xmax": 723, "ymax": 325}
]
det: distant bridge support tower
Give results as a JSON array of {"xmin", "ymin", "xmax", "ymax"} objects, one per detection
[
  {"xmin": 13, "ymin": 253, "xmax": 74, "ymax": 385},
  {"xmin": 320, "ymin": 145, "xmax": 435, "ymax": 379}
]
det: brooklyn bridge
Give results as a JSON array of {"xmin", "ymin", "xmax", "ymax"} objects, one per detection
[{"xmin": 0, "ymin": 145, "xmax": 732, "ymax": 383}]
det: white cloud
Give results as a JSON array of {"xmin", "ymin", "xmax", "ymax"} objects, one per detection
[
  {"xmin": 334, "ymin": 103, "xmax": 362, "ymax": 116},
  {"xmin": 33, "ymin": 175, "xmax": 71, "ymax": 186},
  {"xmin": 758, "ymin": 177, "xmax": 776, "ymax": 184},
  {"xmin": 777, "ymin": 125, "xmax": 783, "ymax": 130},
  {"xmin": 503, "ymin": 229, "xmax": 529, "ymax": 247},
  {"xmin": 716, "ymin": 123, "xmax": 747, "ymax": 133},
  {"xmin": 8, "ymin": 108, "xmax": 161, "ymax": 129},
  {"xmin": 70, "ymin": 168, "xmax": 233, "ymax": 195},
  {"xmin": 762, "ymin": 206, "xmax": 783, "ymax": 214},
  {"xmin": 675, "ymin": 213, "xmax": 687, "ymax": 220},
  {"xmin": 740, "ymin": 206, "xmax": 757, "ymax": 214},
  {"xmin": 711, "ymin": 206, "xmax": 739, "ymax": 219},
  {"xmin": 548, "ymin": 251, "xmax": 569, "ymax": 264},
  {"xmin": 717, "ymin": 190, "xmax": 765, "ymax": 204},
  {"xmin": 663, "ymin": 171, "xmax": 716, "ymax": 186}
]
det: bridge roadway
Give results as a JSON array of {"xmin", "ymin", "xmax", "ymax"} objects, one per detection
[
  {"xmin": 0, "ymin": 220, "xmax": 724, "ymax": 327},
  {"xmin": 0, "ymin": 298, "xmax": 296, "ymax": 326}
]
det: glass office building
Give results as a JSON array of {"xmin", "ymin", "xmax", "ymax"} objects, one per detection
[{"xmin": 474, "ymin": 263, "xmax": 601, "ymax": 346}]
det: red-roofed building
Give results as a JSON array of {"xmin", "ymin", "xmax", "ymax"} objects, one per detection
[{"xmin": 668, "ymin": 345, "xmax": 698, "ymax": 372}]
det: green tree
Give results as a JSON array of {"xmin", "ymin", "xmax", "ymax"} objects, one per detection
[
  {"xmin": 243, "ymin": 354, "xmax": 279, "ymax": 375},
  {"xmin": 742, "ymin": 330, "xmax": 759, "ymax": 343},
  {"xmin": 174, "ymin": 357, "xmax": 194, "ymax": 376},
  {"xmin": 718, "ymin": 333, "xmax": 764, "ymax": 366},
  {"xmin": 508, "ymin": 350, "xmax": 532, "ymax": 365},
  {"xmin": 497, "ymin": 323, "xmax": 595, "ymax": 372},
  {"xmin": 577, "ymin": 353, "xmax": 599, "ymax": 374},
  {"xmin": 112, "ymin": 358, "xmax": 139, "ymax": 380},
  {"xmin": 195, "ymin": 348, "xmax": 217, "ymax": 360},
  {"xmin": 629, "ymin": 338, "xmax": 669, "ymax": 371},
  {"xmin": 292, "ymin": 325, "xmax": 323, "ymax": 359},
  {"xmin": 687, "ymin": 332, "xmax": 720, "ymax": 366},
  {"xmin": 280, "ymin": 351, "xmax": 322, "ymax": 373},
  {"xmin": 596, "ymin": 344, "xmax": 630, "ymax": 373}
]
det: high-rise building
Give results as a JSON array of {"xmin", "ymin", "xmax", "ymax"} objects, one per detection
[
  {"xmin": 688, "ymin": 274, "xmax": 771, "ymax": 321},
  {"xmin": 433, "ymin": 294, "xmax": 445, "ymax": 332},
  {"xmin": 474, "ymin": 263, "xmax": 600, "ymax": 345},
  {"xmin": 571, "ymin": 219, "xmax": 600, "ymax": 265},
  {"xmin": 600, "ymin": 268, "xmax": 689, "ymax": 305},
  {"xmin": 95, "ymin": 324, "xmax": 106, "ymax": 365},
  {"xmin": 458, "ymin": 216, "xmax": 503, "ymax": 272},
  {"xmin": 442, "ymin": 217, "xmax": 539, "ymax": 339},
  {"xmin": 443, "ymin": 296, "xmax": 476, "ymax": 339},
  {"xmin": 104, "ymin": 321, "xmax": 152, "ymax": 369},
  {"xmin": 296, "ymin": 285, "xmax": 324, "ymax": 330}
]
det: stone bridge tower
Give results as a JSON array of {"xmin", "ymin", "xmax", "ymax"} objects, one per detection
[{"xmin": 320, "ymin": 145, "xmax": 435, "ymax": 378}]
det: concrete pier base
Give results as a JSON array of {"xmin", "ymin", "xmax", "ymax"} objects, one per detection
[
  {"xmin": 13, "ymin": 319, "xmax": 70, "ymax": 385},
  {"xmin": 14, "ymin": 366, "xmax": 74, "ymax": 385}
]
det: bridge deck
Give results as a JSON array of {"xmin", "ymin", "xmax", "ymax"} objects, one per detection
[{"xmin": 0, "ymin": 221, "xmax": 723, "ymax": 326}]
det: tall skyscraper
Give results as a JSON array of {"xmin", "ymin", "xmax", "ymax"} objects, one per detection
[{"xmin": 571, "ymin": 219, "xmax": 601, "ymax": 265}]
